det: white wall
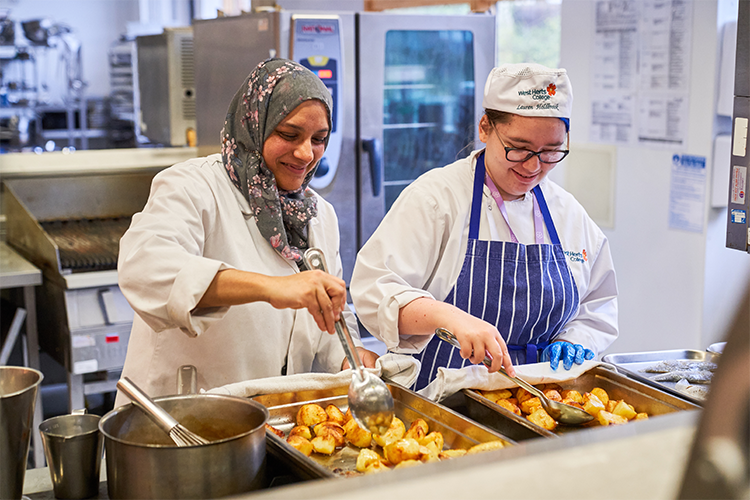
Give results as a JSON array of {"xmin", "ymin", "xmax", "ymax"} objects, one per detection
[{"xmin": 560, "ymin": 0, "xmax": 750, "ymax": 356}]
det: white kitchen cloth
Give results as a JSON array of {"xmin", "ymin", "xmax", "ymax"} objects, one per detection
[
  {"xmin": 204, "ymin": 353, "xmax": 420, "ymax": 398},
  {"xmin": 417, "ymin": 360, "xmax": 603, "ymax": 402}
]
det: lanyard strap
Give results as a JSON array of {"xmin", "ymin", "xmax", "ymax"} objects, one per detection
[
  {"xmin": 469, "ymin": 151, "xmax": 561, "ymax": 245},
  {"xmin": 485, "ymin": 172, "xmax": 545, "ymax": 244}
]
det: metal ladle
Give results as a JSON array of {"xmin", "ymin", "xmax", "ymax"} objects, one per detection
[
  {"xmin": 435, "ymin": 328, "xmax": 594, "ymax": 425},
  {"xmin": 303, "ymin": 248, "xmax": 394, "ymax": 435}
]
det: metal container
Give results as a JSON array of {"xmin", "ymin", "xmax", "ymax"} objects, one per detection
[
  {"xmin": 441, "ymin": 365, "xmax": 702, "ymax": 440},
  {"xmin": 253, "ymin": 382, "xmax": 515, "ymax": 479},
  {"xmin": 0, "ymin": 366, "xmax": 43, "ymax": 500},
  {"xmin": 99, "ymin": 393, "xmax": 268, "ymax": 499},
  {"xmin": 602, "ymin": 349, "xmax": 721, "ymax": 406}
]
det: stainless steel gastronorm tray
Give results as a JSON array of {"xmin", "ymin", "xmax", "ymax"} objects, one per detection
[
  {"xmin": 602, "ymin": 349, "xmax": 721, "ymax": 406},
  {"xmin": 441, "ymin": 365, "xmax": 701, "ymax": 440},
  {"xmin": 252, "ymin": 382, "xmax": 515, "ymax": 479}
]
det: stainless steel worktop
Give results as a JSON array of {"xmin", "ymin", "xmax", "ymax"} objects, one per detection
[{"xmin": 23, "ymin": 409, "xmax": 700, "ymax": 500}]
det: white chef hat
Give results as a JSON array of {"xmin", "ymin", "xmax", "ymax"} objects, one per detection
[{"xmin": 482, "ymin": 63, "xmax": 573, "ymax": 129}]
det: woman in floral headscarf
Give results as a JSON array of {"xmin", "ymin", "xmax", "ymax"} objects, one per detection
[{"xmin": 115, "ymin": 59, "xmax": 377, "ymax": 403}]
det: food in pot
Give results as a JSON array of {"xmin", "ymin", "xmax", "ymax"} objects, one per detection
[
  {"xmin": 653, "ymin": 370, "xmax": 713, "ymax": 384},
  {"xmin": 284, "ymin": 403, "xmax": 507, "ymax": 475},
  {"xmin": 265, "ymin": 423, "xmax": 284, "ymax": 438},
  {"xmin": 478, "ymin": 384, "xmax": 649, "ymax": 429}
]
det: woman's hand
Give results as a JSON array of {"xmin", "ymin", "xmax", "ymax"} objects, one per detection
[
  {"xmin": 398, "ymin": 297, "xmax": 515, "ymax": 377},
  {"xmin": 266, "ymin": 270, "xmax": 347, "ymax": 335},
  {"xmin": 445, "ymin": 313, "xmax": 515, "ymax": 377},
  {"xmin": 341, "ymin": 347, "xmax": 380, "ymax": 370},
  {"xmin": 196, "ymin": 269, "xmax": 346, "ymax": 334}
]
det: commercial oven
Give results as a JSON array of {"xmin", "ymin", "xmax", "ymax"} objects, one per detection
[{"xmin": 192, "ymin": 10, "xmax": 496, "ymax": 284}]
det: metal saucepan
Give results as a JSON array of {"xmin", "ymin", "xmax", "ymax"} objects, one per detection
[{"xmin": 99, "ymin": 389, "xmax": 268, "ymax": 499}]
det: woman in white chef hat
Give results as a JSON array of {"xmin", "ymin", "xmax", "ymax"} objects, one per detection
[{"xmin": 350, "ymin": 63, "xmax": 618, "ymax": 391}]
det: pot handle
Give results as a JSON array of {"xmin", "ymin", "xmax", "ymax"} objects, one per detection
[{"xmin": 177, "ymin": 365, "xmax": 198, "ymax": 395}]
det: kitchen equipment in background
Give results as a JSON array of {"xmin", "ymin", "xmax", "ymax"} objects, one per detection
[
  {"xmin": 39, "ymin": 410, "xmax": 104, "ymax": 500},
  {"xmin": 193, "ymin": 10, "xmax": 495, "ymax": 283},
  {"xmin": 135, "ymin": 27, "xmax": 195, "ymax": 146},
  {"xmin": 0, "ymin": 366, "xmax": 43, "ymax": 500},
  {"xmin": 3, "ymin": 172, "xmax": 156, "ymax": 412},
  {"xmin": 99, "ymin": 392, "xmax": 268, "ymax": 499}
]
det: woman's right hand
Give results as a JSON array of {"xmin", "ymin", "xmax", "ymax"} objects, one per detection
[
  {"xmin": 446, "ymin": 313, "xmax": 515, "ymax": 377},
  {"xmin": 266, "ymin": 270, "xmax": 347, "ymax": 334},
  {"xmin": 196, "ymin": 268, "xmax": 346, "ymax": 334},
  {"xmin": 398, "ymin": 297, "xmax": 515, "ymax": 376}
]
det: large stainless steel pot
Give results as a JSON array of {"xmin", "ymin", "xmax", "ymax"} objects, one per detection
[{"xmin": 99, "ymin": 393, "xmax": 268, "ymax": 499}]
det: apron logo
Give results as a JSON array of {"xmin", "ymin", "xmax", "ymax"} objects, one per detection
[{"xmin": 565, "ymin": 249, "xmax": 587, "ymax": 263}]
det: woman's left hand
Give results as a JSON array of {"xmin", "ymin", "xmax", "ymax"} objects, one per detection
[
  {"xmin": 541, "ymin": 341, "xmax": 594, "ymax": 370},
  {"xmin": 341, "ymin": 347, "xmax": 380, "ymax": 370}
]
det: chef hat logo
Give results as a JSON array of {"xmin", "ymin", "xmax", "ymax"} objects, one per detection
[{"xmin": 482, "ymin": 63, "xmax": 573, "ymax": 119}]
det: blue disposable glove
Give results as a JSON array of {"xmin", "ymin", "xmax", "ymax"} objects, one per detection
[{"xmin": 541, "ymin": 342, "xmax": 595, "ymax": 371}]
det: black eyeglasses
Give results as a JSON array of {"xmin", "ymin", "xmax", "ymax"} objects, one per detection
[{"xmin": 495, "ymin": 130, "xmax": 569, "ymax": 164}]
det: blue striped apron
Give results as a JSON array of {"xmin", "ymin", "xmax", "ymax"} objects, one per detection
[{"xmin": 411, "ymin": 152, "xmax": 579, "ymax": 391}]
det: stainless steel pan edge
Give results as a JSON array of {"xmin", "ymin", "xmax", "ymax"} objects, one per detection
[
  {"xmin": 444, "ymin": 366, "xmax": 701, "ymax": 440},
  {"xmin": 602, "ymin": 349, "xmax": 720, "ymax": 406},
  {"xmin": 255, "ymin": 382, "xmax": 516, "ymax": 478}
]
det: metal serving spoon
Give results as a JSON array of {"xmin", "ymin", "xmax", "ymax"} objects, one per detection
[
  {"xmin": 434, "ymin": 328, "xmax": 594, "ymax": 425},
  {"xmin": 303, "ymin": 248, "xmax": 394, "ymax": 435}
]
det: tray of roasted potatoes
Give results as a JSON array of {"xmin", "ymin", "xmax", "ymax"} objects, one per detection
[
  {"xmin": 441, "ymin": 365, "xmax": 702, "ymax": 440},
  {"xmin": 254, "ymin": 382, "xmax": 515, "ymax": 479}
]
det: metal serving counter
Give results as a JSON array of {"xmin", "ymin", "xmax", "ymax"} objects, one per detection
[{"xmin": 22, "ymin": 410, "xmax": 699, "ymax": 500}]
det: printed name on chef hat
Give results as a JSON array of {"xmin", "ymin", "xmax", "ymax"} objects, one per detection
[{"xmin": 482, "ymin": 63, "xmax": 573, "ymax": 125}]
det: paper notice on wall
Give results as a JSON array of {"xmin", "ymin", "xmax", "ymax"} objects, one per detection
[
  {"xmin": 669, "ymin": 154, "xmax": 706, "ymax": 233},
  {"xmin": 590, "ymin": 0, "xmax": 693, "ymax": 148}
]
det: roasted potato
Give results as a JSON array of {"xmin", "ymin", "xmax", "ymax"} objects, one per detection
[
  {"xmin": 543, "ymin": 383, "xmax": 564, "ymax": 393},
  {"xmin": 605, "ymin": 399, "xmax": 619, "ymax": 413},
  {"xmin": 520, "ymin": 396, "xmax": 543, "ymax": 415},
  {"xmin": 356, "ymin": 448, "xmax": 382, "ymax": 472},
  {"xmin": 286, "ymin": 435, "xmax": 313, "ymax": 456},
  {"xmin": 467, "ymin": 440, "xmax": 506, "ymax": 454},
  {"xmin": 418, "ymin": 444, "xmax": 440, "ymax": 462},
  {"xmin": 496, "ymin": 398, "xmax": 522, "ymax": 416},
  {"xmin": 325, "ymin": 404, "xmax": 347, "ymax": 426},
  {"xmin": 313, "ymin": 421, "xmax": 345, "ymax": 448},
  {"xmin": 343, "ymin": 418, "xmax": 373, "ymax": 448},
  {"xmin": 527, "ymin": 408, "xmax": 558, "ymax": 431},
  {"xmin": 560, "ymin": 398, "xmax": 584, "ymax": 410},
  {"xmin": 590, "ymin": 387, "xmax": 610, "ymax": 406},
  {"xmin": 310, "ymin": 435, "xmax": 337, "ymax": 455},
  {"xmin": 582, "ymin": 392, "xmax": 605, "ymax": 416},
  {"xmin": 404, "ymin": 418, "xmax": 429, "ymax": 442},
  {"xmin": 543, "ymin": 389, "xmax": 563, "ymax": 402},
  {"xmin": 364, "ymin": 461, "xmax": 390, "ymax": 474},
  {"xmin": 343, "ymin": 407, "xmax": 354, "ymax": 424},
  {"xmin": 515, "ymin": 387, "xmax": 534, "ymax": 404},
  {"xmin": 372, "ymin": 417, "xmax": 406, "ymax": 447},
  {"xmin": 288, "ymin": 425, "xmax": 312, "ymax": 440},
  {"xmin": 611, "ymin": 400, "xmax": 637, "ymax": 421},
  {"xmin": 296, "ymin": 403, "xmax": 328, "ymax": 427},
  {"xmin": 438, "ymin": 449, "xmax": 468, "ymax": 460},
  {"xmin": 560, "ymin": 390, "xmax": 583, "ymax": 404},
  {"xmin": 482, "ymin": 388, "xmax": 513, "ymax": 403},
  {"xmin": 419, "ymin": 431, "xmax": 444, "ymax": 451},
  {"xmin": 265, "ymin": 423, "xmax": 285, "ymax": 438},
  {"xmin": 384, "ymin": 438, "xmax": 421, "ymax": 465},
  {"xmin": 597, "ymin": 410, "xmax": 628, "ymax": 426},
  {"xmin": 635, "ymin": 412, "xmax": 649, "ymax": 421}
]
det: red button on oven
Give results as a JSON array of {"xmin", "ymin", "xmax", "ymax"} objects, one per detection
[{"xmin": 106, "ymin": 335, "xmax": 119, "ymax": 343}]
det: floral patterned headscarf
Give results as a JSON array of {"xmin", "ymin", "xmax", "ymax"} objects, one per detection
[{"xmin": 221, "ymin": 58, "xmax": 333, "ymax": 265}]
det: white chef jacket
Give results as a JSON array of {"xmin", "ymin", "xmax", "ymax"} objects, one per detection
[
  {"xmin": 350, "ymin": 149, "xmax": 618, "ymax": 357},
  {"xmin": 116, "ymin": 154, "xmax": 357, "ymax": 404}
]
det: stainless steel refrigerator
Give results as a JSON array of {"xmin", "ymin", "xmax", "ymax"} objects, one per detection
[{"xmin": 193, "ymin": 11, "xmax": 496, "ymax": 282}]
